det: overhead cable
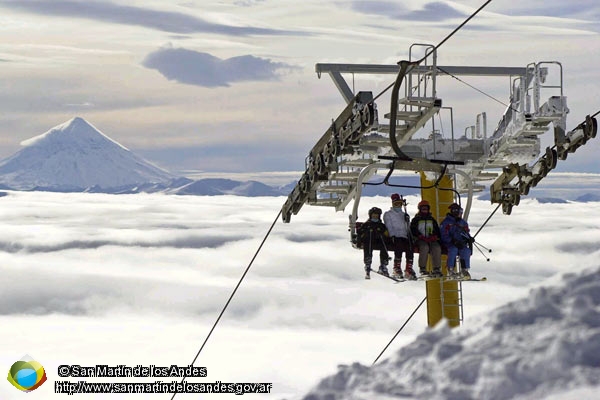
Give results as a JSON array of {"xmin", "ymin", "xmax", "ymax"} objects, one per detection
[
  {"xmin": 170, "ymin": 210, "xmax": 282, "ymax": 399},
  {"xmin": 372, "ymin": 297, "xmax": 427, "ymax": 365}
]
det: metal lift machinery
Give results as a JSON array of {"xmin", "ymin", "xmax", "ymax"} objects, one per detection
[{"xmin": 280, "ymin": 43, "xmax": 598, "ymax": 328}]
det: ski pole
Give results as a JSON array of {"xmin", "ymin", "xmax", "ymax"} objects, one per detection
[
  {"xmin": 474, "ymin": 240, "xmax": 492, "ymax": 253},
  {"xmin": 402, "ymin": 198, "xmax": 415, "ymax": 249},
  {"xmin": 473, "ymin": 242, "xmax": 490, "ymax": 262},
  {"xmin": 377, "ymin": 231, "xmax": 392, "ymax": 265}
]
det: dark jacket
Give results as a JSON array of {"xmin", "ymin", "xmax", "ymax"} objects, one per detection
[
  {"xmin": 357, "ymin": 219, "xmax": 389, "ymax": 249},
  {"xmin": 410, "ymin": 212, "xmax": 441, "ymax": 243}
]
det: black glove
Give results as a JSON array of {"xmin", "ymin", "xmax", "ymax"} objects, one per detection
[{"xmin": 453, "ymin": 239, "xmax": 466, "ymax": 249}]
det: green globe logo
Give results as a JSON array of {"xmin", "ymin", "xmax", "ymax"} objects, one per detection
[{"xmin": 7, "ymin": 355, "xmax": 47, "ymax": 392}]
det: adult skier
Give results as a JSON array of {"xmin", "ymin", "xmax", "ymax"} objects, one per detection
[{"xmin": 383, "ymin": 193, "xmax": 415, "ymax": 280}]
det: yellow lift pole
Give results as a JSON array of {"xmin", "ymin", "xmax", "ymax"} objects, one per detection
[{"xmin": 419, "ymin": 172, "xmax": 462, "ymax": 328}]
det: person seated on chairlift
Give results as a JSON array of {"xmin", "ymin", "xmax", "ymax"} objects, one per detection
[
  {"xmin": 357, "ymin": 207, "xmax": 390, "ymax": 279},
  {"xmin": 410, "ymin": 200, "xmax": 443, "ymax": 278},
  {"xmin": 383, "ymin": 193, "xmax": 416, "ymax": 280},
  {"xmin": 440, "ymin": 203, "xmax": 474, "ymax": 280}
]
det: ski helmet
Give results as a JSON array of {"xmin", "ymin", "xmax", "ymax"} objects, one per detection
[
  {"xmin": 449, "ymin": 203, "xmax": 461, "ymax": 211},
  {"xmin": 417, "ymin": 200, "xmax": 430, "ymax": 209},
  {"xmin": 368, "ymin": 207, "xmax": 382, "ymax": 217}
]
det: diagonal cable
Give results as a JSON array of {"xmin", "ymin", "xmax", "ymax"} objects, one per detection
[
  {"xmin": 373, "ymin": 296, "xmax": 427, "ymax": 365},
  {"xmin": 436, "ymin": 65, "xmax": 520, "ymax": 113},
  {"xmin": 170, "ymin": 209, "xmax": 282, "ymax": 399},
  {"xmin": 373, "ymin": 0, "xmax": 493, "ymax": 104}
]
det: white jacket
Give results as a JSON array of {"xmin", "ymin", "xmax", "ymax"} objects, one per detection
[{"xmin": 383, "ymin": 208, "xmax": 410, "ymax": 238}]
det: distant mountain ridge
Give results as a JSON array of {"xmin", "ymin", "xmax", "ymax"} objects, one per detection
[
  {"xmin": 0, "ymin": 117, "xmax": 288, "ymax": 196},
  {"xmin": 171, "ymin": 178, "xmax": 283, "ymax": 196},
  {"xmin": 0, "ymin": 117, "xmax": 599, "ymax": 201},
  {"xmin": 0, "ymin": 117, "xmax": 423, "ymax": 197}
]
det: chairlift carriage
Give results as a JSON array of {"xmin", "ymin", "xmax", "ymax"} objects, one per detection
[
  {"xmin": 279, "ymin": 43, "xmax": 598, "ymax": 329},
  {"xmin": 174, "ymin": 5, "xmax": 600, "ymax": 386}
]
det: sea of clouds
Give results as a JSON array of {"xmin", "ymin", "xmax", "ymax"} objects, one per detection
[{"xmin": 0, "ymin": 191, "xmax": 598, "ymax": 399}]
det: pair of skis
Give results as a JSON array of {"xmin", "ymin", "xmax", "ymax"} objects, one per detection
[
  {"xmin": 366, "ymin": 269, "xmax": 486, "ymax": 282},
  {"xmin": 365, "ymin": 269, "xmax": 415, "ymax": 282}
]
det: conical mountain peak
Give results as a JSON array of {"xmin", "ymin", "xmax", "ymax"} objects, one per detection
[
  {"xmin": 0, "ymin": 117, "xmax": 175, "ymax": 190},
  {"xmin": 57, "ymin": 116, "xmax": 97, "ymax": 134},
  {"xmin": 20, "ymin": 116, "xmax": 128, "ymax": 150},
  {"xmin": 63, "ymin": 116, "xmax": 89, "ymax": 128}
]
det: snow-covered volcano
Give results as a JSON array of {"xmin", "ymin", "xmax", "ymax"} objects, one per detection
[{"xmin": 0, "ymin": 117, "xmax": 175, "ymax": 190}]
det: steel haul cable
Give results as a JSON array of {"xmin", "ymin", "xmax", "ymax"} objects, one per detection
[
  {"xmin": 473, "ymin": 203, "xmax": 501, "ymax": 239},
  {"xmin": 389, "ymin": 0, "xmax": 493, "ymax": 159},
  {"xmin": 170, "ymin": 210, "xmax": 282, "ymax": 400},
  {"xmin": 170, "ymin": 2, "xmax": 498, "ymax": 396},
  {"xmin": 370, "ymin": 0, "xmax": 493, "ymax": 106},
  {"xmin": 372, "ymin": 297, "xmax": 427, "ymax": 365},
  {"xmin": 436, "ymin": 65, "xmax": 520, "ymax": 113}
]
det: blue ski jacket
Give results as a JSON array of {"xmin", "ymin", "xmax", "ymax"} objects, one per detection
[{"xmin": 440, "ymin": 214, "xmax": 471, "ymax": 248}]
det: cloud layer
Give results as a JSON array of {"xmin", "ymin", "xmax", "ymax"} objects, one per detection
[
  {"xmin": 0, "ymin": 0, "xmax": 297, "ymax": 36},
  {"xmin": 0, "ymin": 191, "xmax": 598, "ymax": 398},
  {"xmin": 142, "ymin": 47, "xmax": 297, "ymax": 87},
  {"xmin": 0, "ymin": 234, "xmax": 248, "ymax": 253},
  {"xmin": 499, "ymin": 1, "xmax": 600, "ymax": 18},
  {"xmin": 350, "ymin": 1, "xmax": 465, "ymax": 22},
  {"xmin": 1, "ymin": 191, "xmax": 599, "ymax": 321}
]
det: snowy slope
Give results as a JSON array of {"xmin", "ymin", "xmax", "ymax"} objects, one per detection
[
  {"xmin": 0, "ymin": 117, "xmax": 175, "ymax": 190},
  {"xmin": 300, "ymin": 266, "xmax": 600, "ymax": 400}
]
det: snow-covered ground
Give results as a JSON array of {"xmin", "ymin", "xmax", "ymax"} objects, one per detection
[
  {"xmin": 0, "ymin": 191, "xmax": 598, "ymax": 399},
  {"xmin": 301, "ymin": 266, "xmax": 600, "ymax": 400}
]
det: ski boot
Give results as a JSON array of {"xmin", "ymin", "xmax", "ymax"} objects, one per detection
[
  {"xmin": 404, "ymin": 261, "xmax": 417, "ymax": 280},
  {"xmin": 404, "ymin": 267, "xmax": 417, "ymax": 280},
  {"xmin": 419, "ymin": 267, "xmax": 429, "ymax": 277},
  {"xmin": 447, "ymin": 268, "xmax": 460, "ymax": 279},
  {"xmin": 461, "ymin": 269, "xmax": 471, "ymax": 280},
  {"xmin": 392, "ymin": 259, "xmax": 403, "ymax": 280},
  {"xmin": 364, "ymin": 264, "xmax": 371, "ymax": 280},
  {"xmin": 430, "ymin": 267, "xmax": 443, "ymax": 278},
  {"xmin": 378, "ymin": 264, "xmax": 389, "ymax": 277}
]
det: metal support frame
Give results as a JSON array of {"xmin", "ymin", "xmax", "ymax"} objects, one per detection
[
  {"xmin": 316, "ymin": 64, "xmax": 528, "ymax": 103},
  {"xmin": 349, "ymin": 162, "xmax": 391, "ymax": 240},
  {"xmin": 328, "ymin": 70, "xmax": 355, "ymax": 104},
  {"xmin": 451, "ymin": 169, "xmax": 474, "ymax": 221},
  {"xmin": 276, "ymin": 42, "xmax": 600, "ymax": 338},
  {"xmin": 420, "ymin": 172, "xmax": 462, "ymax": 328}
]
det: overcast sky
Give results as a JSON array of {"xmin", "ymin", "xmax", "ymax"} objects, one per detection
[{"xmin": 0, "ymin": 0, "xmax": 599, "ymax": 174}]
